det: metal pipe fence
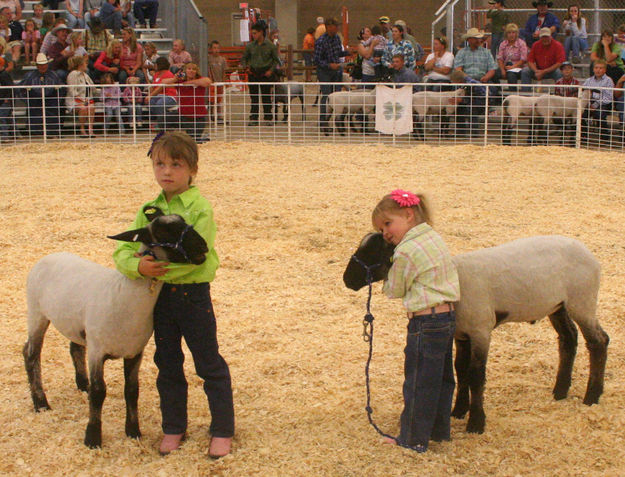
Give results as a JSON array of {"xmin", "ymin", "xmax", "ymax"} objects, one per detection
[{"xmin": 1, "ymin": 81, "xmax": 624, "ymax": 151}]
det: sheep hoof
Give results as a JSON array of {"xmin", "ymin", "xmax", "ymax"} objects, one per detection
[
  {"xmin": 552, "ymin": 385, "xmax": 569, "ymax": 401},
  {"xmin": 466, "ymin": 414, "xmax": 485, "ymax": 434},
  {"xmin": 84, "ymin": 424, "xmax": 102, "ymax": 449},
  {"xmin": 582, "ymin": 389, "xmax": 602, "ymax": 406},
  {"xmin": 76, "ymin": 376, "xmax": 89, "ymax": 392},
  {"xmin": 34, "ymin": 402, "xmax": 51, "ymax": 412},
  {"xmin": 125, "ymin": 424, "xmax": 141, "ymax": 439}
]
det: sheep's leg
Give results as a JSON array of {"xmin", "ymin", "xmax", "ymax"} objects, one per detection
[
  {"xmin": 84, "ymin": 355, "xmax": 107, "ymax": 448},
  {"xmin": 282, "ymin": 104, "xmax": 288, "ymax": 122},
  {"xmin": 337, "ymin": 114, "xmax": 346, "ymax": 135},
  {"xmin": 124, "ymin": 353, "xmax": 143, "ymax": 439},
  {"xmin": 23, "ymin": 317, "xmax": 51, "ymax": 412},
  {"xmin": 577, "ymin": 323, "xmax": 610, "ymax": 405},
  {"xmin": 70, "ymin": 342, "xmax": 89, "ymax": 392},
  {"xmin": 466, "ymin": 346, "xmax": 489, "ymax": 434},
  {"xmin": 548, "ymin": 306, "xmax": 578, "ymax": 400},
  {"xmin": 451, "ymin": 338, "xmax": 471, "ymax": 419},
  {"xmin": 300, "ymin": 96, "xmax": 305, "ymax": 121}
]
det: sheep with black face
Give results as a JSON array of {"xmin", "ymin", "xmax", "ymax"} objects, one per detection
[
  {"xmin": 23, "ymin": 206, "xmax": 208, "ymax": 448},
  {"xmin": 344, "ymin": 233, "xmax": 610, "ymax": 434}
]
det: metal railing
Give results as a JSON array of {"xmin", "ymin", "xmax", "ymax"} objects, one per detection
[{"xmin": 1, "ymin": 81, "xmax": 624, "ymax": 151}]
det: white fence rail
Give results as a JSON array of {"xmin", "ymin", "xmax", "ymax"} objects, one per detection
[{"xmin": 1, "ymin": 81, "xmax": 624, "ymax": 150}]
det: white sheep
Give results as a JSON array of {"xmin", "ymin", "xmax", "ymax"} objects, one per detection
[
  {"xmin": 326, "ymin": 89, "xmax": 377, "ymax": 135},
  {"xmin": 343, "ymin": 234, "xmax": 610, "ymax": 434},
  {"xmin": 532, "ymin": 89, "xmax": 592, "ymax": 145},
  {"xmin": 23, "ymin": 208, "xmax": 209, "ymax": 448},
  {"xmin": 501, "ymin": 94, "xmax": 540, "ymax": 145},
  {"xmin": 411, "ymin": 88, "xmax": 466, "ymax": 139}
]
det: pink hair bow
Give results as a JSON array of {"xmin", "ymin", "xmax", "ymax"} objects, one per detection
[{"xmin": 390, "ymin": 189, "xmax": 420, "ymax": 207}]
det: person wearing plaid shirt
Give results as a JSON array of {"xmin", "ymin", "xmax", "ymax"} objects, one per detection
[
  {"xmin": 453, "ymin": 28, "xmax": 497, "ymax": 82},
  {"xmin": 313, "ymin": 17, "xmax": 353, "ymax": 132},
  {"xmin": 581, "ymin": 59, "xmax": 614, "ymax": 144},
  {"xmin": 372, "ymin": 190, "xmax": 460, "ymax": 452}
]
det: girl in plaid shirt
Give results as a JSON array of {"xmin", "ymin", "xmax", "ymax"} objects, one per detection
[{"xmin": 372, "ymin": 190, "xmax": 460, "ymax": 452}]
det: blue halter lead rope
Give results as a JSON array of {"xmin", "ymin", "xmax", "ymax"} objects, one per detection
[
  {"xmin": 143, "ymin": 224, "xmax": 194, "ymax": 262},
  {"xmin": 350, "ymin": 254, "xmax": 427, "ymax": 453}
]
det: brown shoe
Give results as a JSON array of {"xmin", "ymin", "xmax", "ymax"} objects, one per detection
[
  {"xmin": 208, "ymin": 436, "xmax": 232, "ymax": 459},
  {"xmin": 159, "ymin": 432, "xmax": 185, "ymax": 456}
]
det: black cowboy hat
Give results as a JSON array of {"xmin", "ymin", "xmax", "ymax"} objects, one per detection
[{"xmin": 532, "ymin": 0, "xmax": 553, "ymax": 7}]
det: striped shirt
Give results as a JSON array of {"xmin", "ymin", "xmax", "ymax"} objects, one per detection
[
  {"xmin": 453, "ymin": 46, "xmax": 497, "ymax": 79},
  {"xmin": 383, "ymin": 223, "xmax": 460, "ymax": 314}
]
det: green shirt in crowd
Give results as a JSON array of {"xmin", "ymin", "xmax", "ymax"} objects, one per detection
[
  {"xmin": 113, "ymin": 186, "xmax": 219, "ymax": 284},
  {"xmin": 242, "ymin": 38, "xmax": 280, "ymax": 72},
  {"xmin": 487, "ymin": 8, "xmax": 510, "ymax": 34}
]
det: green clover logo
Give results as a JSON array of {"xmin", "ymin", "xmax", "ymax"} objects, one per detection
[{"xmin": 383, "ymin": 101, "xmax": 404, "ymax": 121}]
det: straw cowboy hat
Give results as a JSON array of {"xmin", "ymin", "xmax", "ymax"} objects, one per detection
[
  {"xmin": 461, "ymin": 27, "xmax": 485, "ymax": 40},
  {"xmin": 51, "ymin": 24, "xmax": 73, "ymax": 35},
  {"xmin": 35, "ymin": 53, "xmax": 52, "ymax": 65}
]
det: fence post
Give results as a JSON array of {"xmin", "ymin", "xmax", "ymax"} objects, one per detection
[
  {"xmin": 483, "ymin": 84, "xmax": 489, "ymax": 147},
  {"xmin": 575, "ymin": 86, "xmax": 582, "ymax": 149},
  {"xmin": 287, "ymin": 44, "xmax": 293, "ymax": 81},
  {"xmin": 287, "ymin": 82, "xmax": 292, "ymax": 144},
  {"xmin": 131, "ymin": 92, "xmax": 137, "ymax": 144},
  {"xmin": 41, "ymin": 86, "xmax": 47, "ymax": 144}
]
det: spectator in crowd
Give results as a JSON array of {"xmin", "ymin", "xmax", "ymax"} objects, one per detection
[
  {"xmin": 614, "ymin": 72, "xmax": 625, "ymax": 122},
  {"xmin": 554, "ymin": 61, "xmax": 580, "ymax": 97},
  {"xmin": 0, "ymin": 0, "xmax": 21, "ymax": 21},
  {"xmin": 562, "ymin": 4, "xmax": 587, "ymax": 63},
  {"xmin": 65, "ymin": 54, "xmax": 95, "ymax": 137},
  {"xmin": 615, "ymin": 24, "xmax": 625, "ymax": 58},
  {"xmin": 162, "ymin": 62, "xmax": 211, "ymax": 142},
  {"xmin": 121, "ymin": 74, "xmax": 144, "ymax": 126},
  {"xmin": 168, "ymin": 38, "xmax": 191, "ymax": 74},
  {"xmin": 0, "ymin": 13, "xmax": 9, "ymax": 40},
  {"xmin": 0, "ymin": 7, "xmax": 22, "ymax": 63},
  {"xmin": 313, "ymin": 17, "xmax": 353, "ymax": 133},
  {"xmin": 522, "ymin": 0, "xmax": 560, "ymax": 48},
  {"xmin": 39, "ymin": 11, "xmax": 55, "ymax": 38},
  {"xmin": 453, "ymin": 27, "xmax": 496, "ymax": 83},
  {"xmin": 581, "ymin": 59, "xmax": 613, "ymax": 144},
  {"xmin": 424, "ymin": 36, "xmax": 454, "ymax": 89},
  {"xmin": 357, "ymin": 26, "xmax": 380, "ymax": 85},
  {"xmin": 47, "ymin": 24, "xmax": 73, "ymax": 81},
  {"xmin": 94, "ymin": 38, "xmax": 122, "ymax": 82},
  {"xmin": 99, "ymin": 0, "xmax": 122, "ymax": 35},
  {"xmin": 141, "ymin": 40, "xmax": 158, "ymax": 81},
  {"xmin": 84, "ymin": 0, "xmax": 103, "ymax": 26},
  {"xmin": 40, "ymin": 0, "xmax": 60, "ymax": 9},
  {"xmin": 378, "ymin": 16, "xmax": 392, "ymax": 41},
  {"xmin": 242, "ymin": 21, "xmax": 280, "ymax": 126},
  {"xmin": 145, "ymin": 56, "xmax": 177, "ymax": 131},
  {"xmin": 314, "ymin": 16, "xmax": 325, "ymax": 40},
  {"xmin": 22, "ymin": 19, "xmax": 41, "ymax": 65},
  {"xmin": 207, "ymin": 39, "xmax": 226, "ymax": 123},
  {"xmin": 497, "ymin": 23, "xmax": 528, "ymax": 88},
  {"xmin": 40, "ymin": 17, "xmax": 67, "ymax": 56},
  {"xmin": 486, "ymin": 0, "xmax": 509, "ymax": 58},
  {"xmin": 19, "ymin": 52, "xmax": 64, "ymax": 136},
  {"xmin": 303, "ymin": 26, "xmax": 315, "ymax": 68},
  {"xmin": 520, "ymin": 27, "xmax": 564, "ymax": 92},
  {"xmin": 0, "ymin": 56, "xmax": 14, "ymax": 142},
  {"xmin": 133, "ymin": 0, "xmax": 158, "ymax": 29},
  {"xmin": 590, "ymin": 28, "xmax": 625, "ymax": 86},
  {"xmin": 84, "ymin": 16, "xmax": 112, "ymax": 56},
  {"xmin": 0, "ymin": 35, "xmax": 14, "ymax": 73},
  {"xmin": 450, "ymin": 69, "xmax": 491, "ymax": 138},
  {"xmin": 390, "ymin": 53, "xmax": 419, "ymax": 90},
  {"xmin": 64, "ymin": 0, "xmax": 85, "ymax": 29},
  {"xmin": 119, "ymin": 26, "xmax": 144, "ymax": 83},
  {"xmin": 64, "ymin": 30, "xmax": 87, "ymax": 58},
  {"xmin": 394, "ymin": 19, "xmax": 424, "ymax": 63},
  {"xmin": 382, "ymin": 24, "xmax": 416, "ymax": 71},
  {"xmin": 32, "ymin": 3, "xmax": 44, "ymax": 29},
  {"xmin": 101, "ymin": 71, "xmax": 125, "ymax": 132},
  {"xmin": 120, "ymin": 0, "xmax": 135, "ymax": 28}
]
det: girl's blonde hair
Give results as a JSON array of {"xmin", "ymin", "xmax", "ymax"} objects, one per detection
[
  {"xmin": 372, "ymin": 192, "xmax": 432, "ymax": 227},
  {"xmin": 68, "ymin": 54, "xmax": 86, "ymax": 71},
  {"xmin": 122, "ymin": 27, "xmax": 138, "ymax": 52},
  {"xmin": 106, "ymin": 39, "xmax": 122, "ymax": 58},
  {"xmin": 0, "ymin": 36, "xmax": 7, "ymax": 54},
  {"xmin": 173, "ymin": 38, "xmax": 186, "ymax": 49},
  {"xmin": 150, "ymin": 131, "xmax": 199, "ymax": 182},
  {"xmin": 68, "ymin": 31, "xmax": 83, "ymax": 50},
  {"xmin": 184, "ymin": 62, "xmax": 201, "ymax": 76},
  {"xmin": 504, "ymin": 23, "xmax": 519, "ymax": 34}
]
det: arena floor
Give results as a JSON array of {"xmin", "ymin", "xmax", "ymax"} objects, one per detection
[{"xmin": 1, "ymin": 142, "xmax": 624, "ymax": 476}]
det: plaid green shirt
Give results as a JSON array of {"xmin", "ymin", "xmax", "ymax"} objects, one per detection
[
  {"xmin": 85, "ymin": 29, "xmax": 113, "ymax": 55},
  {"xmin": 383, "ymin": 223, "xmax": 460, "ymax": 313},
  {"xmin": 453, "ymin": 45, "xmax": 497, "ymax": 79}
]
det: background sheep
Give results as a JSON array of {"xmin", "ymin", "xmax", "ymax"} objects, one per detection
[
  {"xmin": 273, "ymin": 82, "xmax": 305, "ymax": 122},
  {"xmin": 343, "ymin": 233, "xmax": 610, "ymax": 434},
  {"xmin": 23, "ymin": 207, "xmax": 208, "ymax": 448},
  {"xmin": 533, "ymin": 90, "xmax": 592, "ymax": 146},
  {"xmin": 326, "ymin": 89, "xmax": 376, "ymax": 135},
  {"xmin": 411, "ymin": 88, "xmax": 465, "ymax": 139},
  {"xmin": 501, "ymin": 95, "xmax": 540, "ymax": 145}
]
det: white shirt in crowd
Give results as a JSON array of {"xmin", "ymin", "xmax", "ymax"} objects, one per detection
[{"xmin": 424, "ymin": 51, "xmax": 454, "ymax": 81}]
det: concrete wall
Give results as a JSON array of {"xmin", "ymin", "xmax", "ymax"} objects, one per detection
[{"xmin": 194, "ymin": 0, "xmax": 441, "ymax": 48}]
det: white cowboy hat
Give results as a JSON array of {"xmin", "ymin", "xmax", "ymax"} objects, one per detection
[
  {"xmin": 462, "ymin": 27, "xmax": 485, "ymax": 40},
  {"xmin": 35, "ymin": 53, "xmax": 52, "ymax": 65}
]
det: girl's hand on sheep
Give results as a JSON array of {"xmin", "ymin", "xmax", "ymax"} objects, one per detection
[{"xmin": 137, "ymin": 254, "xmax": 169, "ymax": 277}]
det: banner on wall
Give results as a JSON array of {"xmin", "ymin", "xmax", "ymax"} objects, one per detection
[{"xmin": 375, "ymin": 85, "xmax": 413, "ymax": 135}]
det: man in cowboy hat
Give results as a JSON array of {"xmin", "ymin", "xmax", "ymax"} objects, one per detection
[
  {"xmin": 453, "ymin": 28, "xmax": 497, "ymax": 83},
  {"xmin": 520, "ymin": 26, "xmax": 565, "ymax": 91},
  {"xmin": 47, "ymin": 24, "xmax": 73, "ymax": 81},
  {"xmin": 19, "ymin": 53, "xmax": 64, "ymax": 137},
  {"xmin": 522, "ymin": 0, "xmax": 560, "ymax": 48}
]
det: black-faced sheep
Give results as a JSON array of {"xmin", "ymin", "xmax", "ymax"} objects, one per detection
[
  {"xmin": 23, "ymin": 207, "xmax": 208, "ymax": 448},
  {"xmin": 343, "ymin": 233, "xmax": 610, "ymax": 434},
  {"xmin": 273, "ymin": 82, "xmax": 305, "ymax": 122}
]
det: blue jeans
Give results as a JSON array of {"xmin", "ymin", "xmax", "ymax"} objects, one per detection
[
  {"xmin": 149, "ymin": 95, "xmax": 178, "ymax": 131},
  {"xmin": 134, "ymin": 0, "xmax": 159, "ymax": 27},
  {"xmin": 154, "ymin": 283, "xmax": 234, "ymax": 437},
  {"xmin": 64, "ymin": 12, "xmax": 85, "ymax": 29},
  {"xmin": 563, "ymin": 36, "xmax": 588, "ymax": 59},
  {"xmin": 399, "ymin": 309, "xmax": 456, "ymax": 449},
  {"xmin": 316, "ymin": 67, "xmax": 343, "ymax": 126},
  {"xmin": 520, "ymin": 67, "xmax": 562, "ymax": 92}
]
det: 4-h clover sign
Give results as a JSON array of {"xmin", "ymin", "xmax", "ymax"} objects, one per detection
[{"xmin": 375, "ymin": 85, "xmax": 413, "ymax": 135}]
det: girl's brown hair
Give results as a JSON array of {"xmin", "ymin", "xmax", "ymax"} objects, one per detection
[
  {"xmin": 372, "ymin": 193, "xmax": 432, "ymax": 227},
  {"xmin": 596, "ymin": 29, "xmax": 615, "ymax": 59},
  {"xmin": 150, "ymin": 131, "xmax": 199, "ymax": 182},
  {"xmin": 122, "ymin": 27, "xmax": 138, "ymax": 52},
  {"xmin": 41, "ymin": 12, "xmax": 55, "ymax": 30},
  {"xmin": 565, "ymin": 5, "xmax": 584, "ymax": 29}
]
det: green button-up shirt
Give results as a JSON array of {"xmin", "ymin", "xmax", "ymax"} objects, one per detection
[
  {"xmin": 113, "ymin": 186, "xmax": 219, "ymax": 284},
  {"xmin": 383, "ymin": 223, "xmax": 460, "ymax": 314},
  {"xmin": 242, "ymin": 38, "xmax": 280, "ymax": 72}
]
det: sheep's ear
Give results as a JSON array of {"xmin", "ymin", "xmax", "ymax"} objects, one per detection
[
  {"xmin": 107, "ymin": 228, "xmax": 151, "ymax": 243},
  {"xmin": 143, "ymin": 205, "xmax": 164, "ymax": 222}
]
